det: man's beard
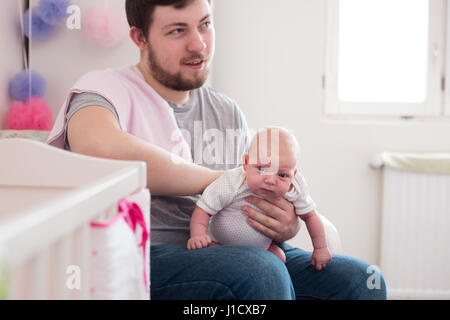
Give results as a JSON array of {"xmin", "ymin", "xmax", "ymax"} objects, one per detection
[{"xmin": 147, "ymin": 45, "xmax": 209, "ymax": 91}]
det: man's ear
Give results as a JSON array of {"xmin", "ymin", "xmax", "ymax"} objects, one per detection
[
  {"xmin": 129, "ymin": 26, "xmax": 147, "ymax": 51},
  {"xmin": 242, "ymin": 154, "xmax": 249, "ymax": 171}
]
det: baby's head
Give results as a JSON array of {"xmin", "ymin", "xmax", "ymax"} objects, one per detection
[{"xmin": 243, "ymin": 127, "xmax": 300, "ymax": 199}]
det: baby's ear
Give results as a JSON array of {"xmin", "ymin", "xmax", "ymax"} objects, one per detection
[{"xmin": 242, "ymin": 154, "xmax": 249, "ymax": 170}]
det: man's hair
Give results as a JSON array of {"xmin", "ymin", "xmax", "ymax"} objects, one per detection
[{"xmin": 125, "ymin": 0, "xmax": 211, "ymax": 38}]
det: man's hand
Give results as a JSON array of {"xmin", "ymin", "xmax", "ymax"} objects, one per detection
[{"xmin": 242, "ymin": 196, "xmax": 301, "ymax": 243}]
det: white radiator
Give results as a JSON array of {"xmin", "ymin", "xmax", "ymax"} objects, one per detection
[{"xmin": 374, "ymin": 153, "xmax": 450, "ymax": 299}]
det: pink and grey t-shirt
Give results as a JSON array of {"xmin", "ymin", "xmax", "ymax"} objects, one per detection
[{"xmin": 46, "ymin": 65, "xmax": 250, "ymax": 246}]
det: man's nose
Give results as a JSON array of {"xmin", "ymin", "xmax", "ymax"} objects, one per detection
[{"xmin": 187, "ymin": 31, "xmax": 207, "ymax": 52}]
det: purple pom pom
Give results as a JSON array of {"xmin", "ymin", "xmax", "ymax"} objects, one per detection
[
  {"xmin": 23, "ymin": 8, "xmax": 57, "ymax": 40},
  {"xmin": 36, "ymin": 0, "xmax": 71, "ymax": 26},
  {"xmin": 9, "ymin": 70, "xmax": 46, "ymax": 102}
]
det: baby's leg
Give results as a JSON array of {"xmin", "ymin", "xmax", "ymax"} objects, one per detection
[{"xmin": 268, "ymin": 242, "xmax": 286, "ymax": 263}]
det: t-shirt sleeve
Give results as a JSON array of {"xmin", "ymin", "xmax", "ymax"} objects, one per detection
[
  {"xmin": 291, "ymin": 172, "xmax": 317, "ymax": 215},
  {"xmin": 64, "ymin": 92, "xmax": 120, "ymax": 150},
  {"xmin": 196, "ymin": 169, "xmax": 243, "ymax": 215}
]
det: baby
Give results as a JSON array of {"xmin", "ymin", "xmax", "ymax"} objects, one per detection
[{"xmin": 187, "ymin": 127, "xmax": 332, "ymax": 270}]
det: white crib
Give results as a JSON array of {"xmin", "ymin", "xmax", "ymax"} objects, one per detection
[{"xmin": 0, "ymin": 138, "xmax": 149, "ymax": 300}]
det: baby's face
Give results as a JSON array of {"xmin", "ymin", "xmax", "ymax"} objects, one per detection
[{"xmin": 243, "ymin": 148, "xmax": 297, "ymax": 199}]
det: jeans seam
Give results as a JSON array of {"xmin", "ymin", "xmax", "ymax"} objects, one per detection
[
  {"xmin": 152, "ymin": 280, "xmax": 238, "ymax": 300},
  {"xmin": 295, "ymin": 292, "xmax": 328, "ymax": 300}
]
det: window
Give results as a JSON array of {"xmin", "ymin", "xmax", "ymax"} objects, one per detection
[{"xmin": 324, "ymin": 0, "xmax": 448, "ymax": 118}]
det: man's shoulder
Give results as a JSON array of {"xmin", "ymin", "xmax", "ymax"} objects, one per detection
[
  {"xmin": 75, "ymin": 66, "xmax": 134, "ymax": 87},
  {"xmin": 79, "ymin": 67, "xmax": 117, "ymax": 79},
  {"xmin": 196, "ymin": 86, "xmax": 248, "ymax": 128},
  {"xmin": 198, "ymin": 86, "xmax": 239, "ymax": 110}
]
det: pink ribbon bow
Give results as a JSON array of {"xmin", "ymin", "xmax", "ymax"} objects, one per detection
[
  {"xmin": 118, "ymin": 199, "xmax": 149, "ymax": 291},
  {"xmin": 91, "ymin": 199, "xmax": 149, "ymax": 292}
]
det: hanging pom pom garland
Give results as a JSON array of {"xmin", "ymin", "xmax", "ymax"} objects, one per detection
[
  {"xmin": 6, "ymin": 0, "xmax": 130, "ymax": 130},
  {"xmin": 23, "ymin": 0, "xmax": 71, "ymax": 41},
  {"xmin": 23, "ymin": 8, "xmax": 57, "ymax": 41},
  {"xmin": 23, "ymin": 0, "xmax": 128, "ymax": 47},
  {"xmin": 6, "ymin": 70, "xmax": 53, "ymax": 130},
  {"xmin": 7, "ymin": 1, "xmax": 69, "ymax": 130},
  {"xmin": 5, "ymin": 97, "xmax": 53, "ymax": 131},
  {"xmin": 35, "ymin": 0, "xmax": 71, "ymax": 26},
  {"xmin": 9, "ymin": 70, "xmax": 46, "ymax": 102},
  {"xmin": 27, "ymin": 97, "xmax": 53, "ymax": 130},
  {"xmin": 5, "ymin": 101, "xmax": 31, "ymax": 130},
  {"xmin": 83, "ymin": 4, "xmax": 129, "ymax": 48}
]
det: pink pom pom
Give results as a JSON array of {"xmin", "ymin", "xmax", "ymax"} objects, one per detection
[
  {"xmin": 29, "ymin": 97, "xmax": 53, "ymax": 130},
  {"xmin": 83, "ymin": 5, "xmax": 129, "ymax": 48},
  {"xmin": 6, "ymin": 101, "xmax": 32, "ymax": 130},
  {"xmin": 6, "ymin": 97, "xmax": 53, "ymax": 130}
]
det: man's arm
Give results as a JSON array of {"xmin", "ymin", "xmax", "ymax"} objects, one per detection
[{"xmin": 67, "ymin": 106, "xmax": 221, "ymax": 196}]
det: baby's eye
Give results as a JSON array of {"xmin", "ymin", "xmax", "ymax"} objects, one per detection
[
  {"xmin": 278, "ymin": 173, "xmax": 287, "ymax": 178},
  {"xmin": 258, "ymin": 166, "xmax": 266, "ymax": 172}
]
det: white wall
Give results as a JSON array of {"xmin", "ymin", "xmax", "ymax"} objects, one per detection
[
  {"xmin": 8, "ymin": 0, "xmax": 450, "ymax": 266},
  {"xmin": 30, "ymin": 0, "xmax": 139, "ymax": 116},
  {"xmin": 0, "ymin": 0, "xmax": 26, "ymax": 129},
  {"xmin": 212, "ymin": 0, "xmax": 450, "ymax": 265}
]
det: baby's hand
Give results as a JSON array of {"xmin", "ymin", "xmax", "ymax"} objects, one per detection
[
  {"xmin": 187, "ymin": 235, "xmax": 212, "ymax": 250},
  {"xmin": 311, "ymin": 247, "xmax": 332, "ymax": 271}
]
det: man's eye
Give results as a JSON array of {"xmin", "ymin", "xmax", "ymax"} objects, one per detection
[
  {"xmin": 169, "ymin": 28, "xmax": 184, "ymax": 35},
  {"xmin": 202, "ymin": 21, "xmax": 211, "ymax": 28}
]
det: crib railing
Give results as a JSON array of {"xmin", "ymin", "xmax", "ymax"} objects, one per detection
[
  {"xmin": 0, "ymin": 139, "xmax": 148, "ymax": 299},
  {"xmin": 5, "ymin": 223, "xmax": 93, "ymax": 299}
]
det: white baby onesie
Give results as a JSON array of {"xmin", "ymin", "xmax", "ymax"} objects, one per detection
[{"xmin": 196, "ymin": 167, "xmax": 316, "ymax": 249}]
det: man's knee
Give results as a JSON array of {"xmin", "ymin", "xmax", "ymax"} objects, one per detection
[
  {"xmin": 358, "ymin": 264, "xmax": 387, "ymax": 300},
  {"xmin": 330, "ymin": 255, "xmax": 387, "ymax": 300}
]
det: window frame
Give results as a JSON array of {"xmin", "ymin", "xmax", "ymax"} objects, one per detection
[
  {"xmin": 445, "ymin": 0, "xmax": 450, "ymax": 116},
  {"xmin": 324, "ymin": 0, "xmax": 447, "ymax": 118}
]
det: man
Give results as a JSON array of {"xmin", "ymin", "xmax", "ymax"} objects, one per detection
[{"xmin": 47, "ymin": 0, "xmax": 386, "ymax": 299}]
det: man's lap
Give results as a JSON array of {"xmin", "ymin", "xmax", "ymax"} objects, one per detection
[
  {"xmin": 150, "ymin": 244, "xmax": 386, "ymax": 300},
  {"xmin": 151, "ymin": 245, "xmax": 295, "ymax": 300}
]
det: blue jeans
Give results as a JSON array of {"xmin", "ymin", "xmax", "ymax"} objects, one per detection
[{"xmin": 150, "ymin": 243, "xmax": 387, "ymax": 300}]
